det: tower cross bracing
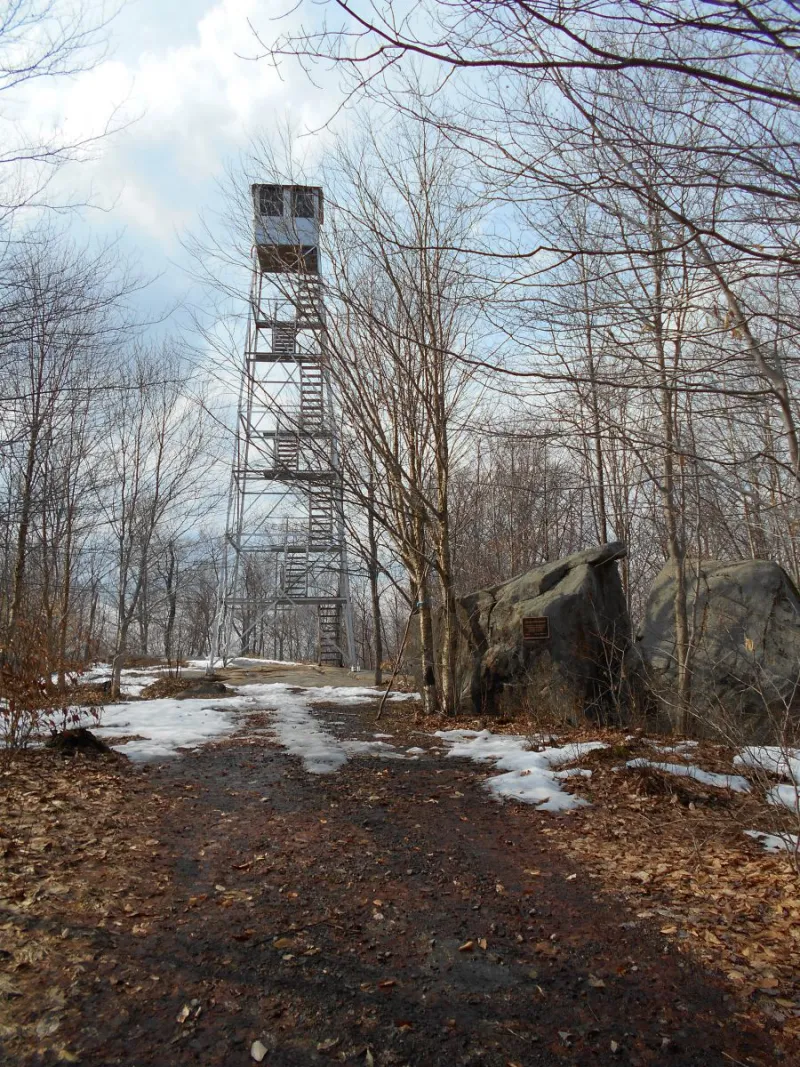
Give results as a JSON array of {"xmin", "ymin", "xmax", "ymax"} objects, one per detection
[{"xmin": 212, "ymin": 184, "xmax": 355, "ymax": 666}]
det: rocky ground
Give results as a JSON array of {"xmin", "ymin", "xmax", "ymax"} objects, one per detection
[{"xmin": 0, "ymin": 669, "xmax": 798, "ymax": 1066}]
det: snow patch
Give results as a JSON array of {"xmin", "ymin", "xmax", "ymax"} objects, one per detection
[
  {"xmin": 80, "ymin": 663, "xmax": 163, "ymax": 697},
  {"xmin": 734, "ymin": 746, "xmax": 800, "ymax": 811},
  {"xmin": 646, "ymin": 739, "xmax": 700, "ymax": 755},
  {"xmin": 343, "ymin": 740, "xmax": 397, "ymax": 755},
  {"xmin": 262, "ymin": 691, "xmax": 348, "ymax": 774},
  {"xmin": 734, "ymin": 746, "xmax": 800, "ymax": 783},
  {"xmin": 767, "ymin": 783, "xmax": 800, "ymax": 812},
  {"xmin": 744, "ymin": 829, "xmax": 800, "ymax": 854},
  {"xmin": 435, "ymin": 729, "xmax": 605, "ymax": 811},
  {"xmin": 87, "ymin": 680, "xmax": 417, "ymax": 768},
  {"xmin": 92, "ymin": 697, "xmax": 238, "ymax": 760},
  {"xmin": 626, "ymin": 758, "xmax": 750, "ymax": 792},
  {"xmin": 187, "ymin": 656, "xmax": 303, "ymax": 670},
  {"xmin": 232, "ymin": 683, "xmax": 415, "ymax": 772}
]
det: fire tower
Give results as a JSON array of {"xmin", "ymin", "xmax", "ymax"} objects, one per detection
[{"xmin": 212, "ymin": 184, "xmax": 355, "ymax": 666}]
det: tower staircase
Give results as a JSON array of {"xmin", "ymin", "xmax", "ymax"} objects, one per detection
[{"xmin": 211, "ymin": 183, "xmax": 355, "ymax": 670}]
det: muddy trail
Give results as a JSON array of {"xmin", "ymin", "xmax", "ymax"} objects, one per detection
[{"xmin": 11, "ymin": 698, "xmax": 778, "ymax": 1067}]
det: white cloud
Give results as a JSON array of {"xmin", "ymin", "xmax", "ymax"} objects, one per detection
[{"xmin": 10, "ymin": 0, "xmax": 332, "ymax": 246}]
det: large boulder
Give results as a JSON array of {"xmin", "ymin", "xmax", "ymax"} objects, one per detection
[
  {"xmin": 632, "ymin": 558, "xmax": 800, "ymax": 741},
  {"xmin": 457, "ymin": 543, "xmax": 630, "ymax": 722}
]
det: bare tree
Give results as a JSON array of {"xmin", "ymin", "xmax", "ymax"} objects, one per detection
[
  {"xmin": 316, "ymin": 118, "xmax": 487, "ymax": 712},
  {"xmin": 98, "ymin": 344, "xmax": 217, "ymax": 697},
  {"xmin": 0, "ymin": 227, "xmax": 134, "ymax": 681},
  {"xmin": 0, "ymin": 0, "xmax": 125, "ymax": 221}
]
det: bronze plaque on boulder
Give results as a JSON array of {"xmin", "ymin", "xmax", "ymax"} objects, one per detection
[{"xmin": 522, "ymin": 616, "xmax": 550, "ymax": 643}]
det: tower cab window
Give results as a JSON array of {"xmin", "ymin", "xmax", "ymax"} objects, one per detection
[
  {"xmin": 259, "ymin": 185, "xmax": 283, "ymax": 217},
  {"xmin": 292, "ymin": 187, "xmax": 316, "ymax": 219}
]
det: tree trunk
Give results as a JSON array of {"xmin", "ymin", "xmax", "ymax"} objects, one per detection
[
  {"xmin": 111, "ymin": 622, "xmax": 129, "ymax": 699},
  {"xmin": 367, "ymin": 478, "xmax": 383, "ymax": 685},
  {"xmin": 163, "ymin": 541, "xmax": 178, "ymax": 662},
  {"xmin": 7, "ymin": 434, "xmax": 40, "ymax": 653},
  {"xmin": 414, "ymin": 562, "xmax": 438, "ymax": 715},
  {"xmin": 56, "ymin": 523, "xmax": 73, "ymax": 693},
  {"xmin": 84, "ymin": 582, "xmax": 99, "ymax": 662},
  {"xmin": 138, "ymin": 567, "xmax": 149, "ymax": 655},
  {"xmin": 436, "ymin": 509, "xmax": 458, "ymax": 715},
  {"xmin": 651, "ymin": 223, "xmax": 691, "ymax": 732}
]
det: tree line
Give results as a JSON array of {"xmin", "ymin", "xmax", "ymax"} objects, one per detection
[
  {"xmin": 250, "ymin": 0, "xmax": 800, "ymax": 720},
  {"xmin": 5, "ymin": 0, "xmax": 800, "ymax": 731}
]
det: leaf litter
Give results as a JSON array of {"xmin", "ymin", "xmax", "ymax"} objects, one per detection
[{"xmin": 0, "ymin": 699, "xmax": 797, "ymax": 1063}]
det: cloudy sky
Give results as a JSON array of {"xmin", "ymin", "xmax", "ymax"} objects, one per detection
[{"xmin": 10, "ymin": 0, "xmax": 338, "ymax": 322}]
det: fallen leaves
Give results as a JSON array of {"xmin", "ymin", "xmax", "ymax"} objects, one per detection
[
  {"xmin": 0, "ymin": 975, "xmax": 23, "ymax": 998},
  {"xmin": 2, "ymin": 713, "xmax": 796, "ymax": 1065},
  {"xmin": 552, "ymin": 729, "xmax": 800, "ymax": 1040},
  {"xmin": 316, "ymin": 1036, "xmax": 340, "ymax": 1052},
  {"xmin": 0, "ymin": 749, "xmax": 174, "ymax": 1060},
  {"xmin": 250, "ymin": 1039, "xmax": 269, "ymax": 1062}
]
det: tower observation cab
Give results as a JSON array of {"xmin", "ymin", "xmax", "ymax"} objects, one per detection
[
  {"xmin": 253, "ymin": 184, "xmax": 322, "ymax": 274},
  {"xmin": 211, "ymin": 183, "xmax": 355, "ymax": 667}
]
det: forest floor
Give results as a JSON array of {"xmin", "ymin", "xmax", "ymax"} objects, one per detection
[{"xmin": 1, "ymin": 666, "xmax": 799, "ymax": 1066}]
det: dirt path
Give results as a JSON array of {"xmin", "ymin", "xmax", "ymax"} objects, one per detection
[
  {"xmin": 1, "ymin": 693, "xmax": 789, "ymax": 1066},
  {"xmin": 204, "ymin": 663, "xmax": 382, "ymax": 690}
]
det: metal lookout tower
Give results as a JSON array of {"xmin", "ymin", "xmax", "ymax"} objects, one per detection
[{"xmin": 212, "ymin": 184, "xmax": 355, "ymax": 666}]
